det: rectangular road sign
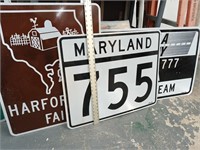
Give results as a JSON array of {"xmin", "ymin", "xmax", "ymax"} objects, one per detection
[
  {"xmin": 0, "ymin": 3, "xmax": 100, "ymax": 136},
  {"xmin": 93, "ymin": 27, "xmax": 200, "ymax": 99},
  {"xmin": 158, "ymin": 28, "xmax": 200, "ymax": 99},
  {"xmin": 58, "ymin": 31, "xmax": 160, "ymax": 129}
]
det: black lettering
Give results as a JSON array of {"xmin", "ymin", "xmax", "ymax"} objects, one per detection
[
  {"xmin": 136, "ymin": 38, "xmax": 143, "ymax": 49},
  {"xmin": 169, "ymin": 83, "xmax": 175, "ymax": 92},
  {"xmin": 158, "ymin": 85, "xmax": 163, "ymax": 94},
  {"xmin": 162, "ymin": 33, "xmax": 169, "ymax": 44},
  {"xmin": 94, "ymin": 47, "xmax": 97, "ymax": 55},
  {"xmin": 119, "ymin": 40, "xmax": 125, "ymax": 52},
  {"xmin": 161, "ymin": 33, "xmax": 169, "ymax": 56},
  {"xmin": 163, "ymin": 84, "xmax": 168, "ymax": 93},
  {"xmin": 74, "ymin": 43, "xmax": 85, "ymax": 56},
  {"xmin": 161, "ymin": 47, "xmax": 167, "ymax": 56},
  {"xmin": 158, "ymin": 83, "xmax": 175, "ymax": 94},
  {"xmin": 127, "ymin": 39, "xmax": 135, "ymax": 51},
  {"xmin": 108, "ymin": 40, "xmax": 117, "ymax": 52},
  {"xmin": 99, "ymin": 41, "xmax": 107, "ymax": 54},
  {"xmin": 146, "ymin": 37, "xmax": 152, "ymax": 48}
]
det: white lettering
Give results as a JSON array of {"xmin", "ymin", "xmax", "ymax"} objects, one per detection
[
  {"xmin": 60, "ymin": 95, "xmax": 65, "ymax": 106},
  {"xmin": 61, "ymin": 110, "xmax": 64, "ymax": 120},
  {"xmin": 7, "ymin": 95, "xmax": 64, "ymax": 117},
  {"xmin": 22, "ymin": 102, "xmax": 31, "ymax": 115},
  {"xmin": 45, "ymin": 113, "xmax": 52, "ymax": 124},
  {"xmin": 8, "ymin": 104, "xmax": 19, "ymax": 117},
  {"xmin": 45, "ymin": 111, "xmax": 65, "ymax": 125},
  {"xmin": 50, "ymin": 97, "xmax": 58, "ymax": 108},
  {"xmin": 41, "ymin": 98, "xmax": 48, "ymax": 110},
  {"xmin": 53, "ymin": 112, "xmax": 60, "ymax": 123},
  {"xmin": 30, "ymin": 100, "xmax": 40, "ymax": 112}
]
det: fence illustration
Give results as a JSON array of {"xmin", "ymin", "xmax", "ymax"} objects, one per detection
[
  {"xmin": 62, "ymin": 27, "xmax": 79, "ymax": 35},
  {"xmin": 10, "ymin": 33, "xmax": 30, "ymax": 46}
]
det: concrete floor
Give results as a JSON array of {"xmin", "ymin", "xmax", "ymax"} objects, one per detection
[{"xmin": 0, "ymin": 59, "xmax": 200, "ymax": 150}]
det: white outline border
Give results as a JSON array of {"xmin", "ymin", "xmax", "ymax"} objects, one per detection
[
  {"xmin": 1, "ymin": 9, "xmax": 84, "ymax": 95},
  {"xmin": 57, "ymin": 30, "xmax": 161, "ymax": 129},
  {"xmin": 158, "ymin": 28, "xmax": 200, "ymax": 100},
  {"xmin": 0, "ymin": 3, "xmax": 101, "ymax": 136}
]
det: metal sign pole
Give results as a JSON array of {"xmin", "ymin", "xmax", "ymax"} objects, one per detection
[
  {"xmin": 138, "ymin": 0, "xmax": 145, "ymax": 28},
  {"xmin": 155, "ymin": 0, "xmax": 166, "ymax": 27},
  {"xmin": 83, "ymin": 0, "xmax": 99, "ymax": 125},
  {"xmin": 3, "ymin": 0, "xmax": 11, "ymax": 3}
]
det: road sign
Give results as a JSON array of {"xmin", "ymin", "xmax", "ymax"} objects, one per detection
[
  {"xmin": 0, "ymin": 3, "xmax": 100, "ymax": 136},
  {"xmin": 158, "ymin": 28, "xmax": 200, "ymax": 99},
  {"xmin": 98, "ymin": 27, "xmax": 200, "ymax": 99},
  {"xmin": 0, "ymin": 101, "xmax": 5, "ymax": 121},
  {"xmin": 58, "ymin": 31, "xmax": 160, "ymax": 129}
]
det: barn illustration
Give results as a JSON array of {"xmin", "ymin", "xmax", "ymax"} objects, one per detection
[{"xmin": 28, "ymin": 20, "xmax": 61, "ymax": 51}]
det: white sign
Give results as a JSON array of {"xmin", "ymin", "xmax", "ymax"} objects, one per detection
[
  {"xmin": 58, "ymin": 31, "xmax": 160, "ymax": 128},
  {"xmin": 158, "ymin": 28, "xmax": 200, "ymax": 99}
]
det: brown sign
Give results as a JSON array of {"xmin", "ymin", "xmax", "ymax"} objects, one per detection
[{"xmin": 0, "ymin": 3, "xmax": 100, "ymax": 136}]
